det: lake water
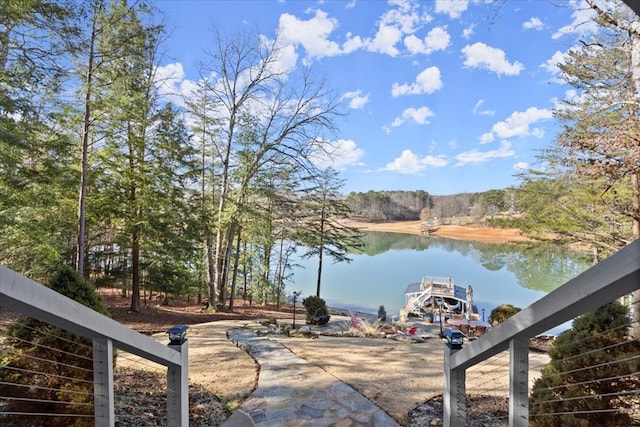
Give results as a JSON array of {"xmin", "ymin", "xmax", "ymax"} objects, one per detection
[{"xmin": 290, "ymin": 232, "xmax": 592, "ymax": 334}]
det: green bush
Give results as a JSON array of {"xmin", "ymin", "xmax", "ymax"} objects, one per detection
[
  {"xmin": 302, "ymin": 295, "xmax": 330, "ymax": 325},
  {"xmin": 0, "ymin": 265, "xmax": 111, "ymax": 426},
  {"xmin": 530, "ymin": 301, "xmax": 640, "ymax": 426},
  {"xmin": 488, "ymin": 303, "xmax": 521, "ymax": 324}
]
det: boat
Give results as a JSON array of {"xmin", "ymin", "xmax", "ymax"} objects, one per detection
[{"xmin": 404, "ymin": 276, "xmax": 477, "ymax": 321}]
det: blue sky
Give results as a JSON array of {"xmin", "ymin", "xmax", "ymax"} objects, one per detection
[{"xmin": 153, "ymin": 0, "xmax": 612, "ymax": 195}]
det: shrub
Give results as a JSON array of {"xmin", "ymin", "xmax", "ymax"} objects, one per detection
[
  {"xmin": 488, "ymin": 304, "xmax": 521, "ymax": 324},
  {"xmin": 302, "ymin": 295, "xmax": 330, "ymax": 325},
  {"xmin": 0, "ymin": 265, "xmax": 111, "ymax": 426},
  {"xmin": 529, "ymin": 301, "xmax": 640, "ymax": 426}
]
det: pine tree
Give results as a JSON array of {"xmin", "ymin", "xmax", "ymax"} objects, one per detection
[{"xmin": 530, "ymin": 301, "xmax": 640, "ymax": 426}]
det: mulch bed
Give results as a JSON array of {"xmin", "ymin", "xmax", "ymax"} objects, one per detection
[
  {"xmin": 408, "ymin": 394, "xmax": 509, "ymax": 426},
  {"xmin": 114, "ymin": 367, "xmax": 230, "ymax": 426}
]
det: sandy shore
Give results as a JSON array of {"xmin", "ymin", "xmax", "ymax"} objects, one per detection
[{"xmin": 344, "ymin": 220, "xmax": 531, "ymax": 244}]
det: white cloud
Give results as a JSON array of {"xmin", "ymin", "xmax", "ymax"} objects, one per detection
[
  {"xmin": 541, "ymin": 50, "xmax": 569, "ymax": 77},
  {"xmin": 489, "ymin": 107, "xmax": 553, "ymax": 139},
  {"xmin": 391, "ymin": 106, "xmax": 435, "ymax": 127},
  {"xmin": 382, "ymin": 149, "xmax": 448, "ymax": 174},
  {"xmin": 479, "ymin": 132, "xmax": 494, "ymax": 144},
  {"xmin": 278, "ymin": 10, "xmax": 341, "ymax": 58},
  {"xmin": 523, "ymin": 17, "xmax": 544, "ymax": 31},
  {"xmin": 435, "ymin": 0, "xmax": 469, "ymax": 19},
  {"xmin": 380, "ymin": 0, "xmax": 426, "ymax": 34},
  {"xmin": 514, "ymin": 162, "xmax": 529, "ymax": 170},
  {"xmin": 455, "ymin": 141, "xmax": 515, "ymax": 166},
  {"xmin": 461, "ymin": 42, "xmax": 524, "ymax": 76},
  {"xmin": 462, "ymin": 24, "xmax": 475, "ymax": 39},
  {"xmin": 552, "ymin": 0, "xmax": 599, "ymax": 40},
  {"xmin": 341, "ymin": 90, "xmax": 369, "ymax": 109},
  {"xmin": 363, "ymin": 1, "xmax": 432, "ymax": 56},
  {"xmin": 365, "ymin": 23, "xmax": 403, "ymax": 56},
  {"xmin": 278, "ymin": 9, "xmax": 362, "ymax": 59},
  {"xmin": 310, "ymin": 139, "xmax": 365, "ymax": 170},
  {"xmin": 391, "ymin": 66, "xmax": 443, "ymax": 97},
  {"xmin": 342, "ymin": 33, "xmax": 364, "ymax": 53},
  {"xmin": 404, "ymin": 26, "xmax": 450, "ymax": 55},
  {"xmin": 473, "ymin": 99, "xmax": 495, "ymax": 116},
  {"xmin": 155, "ymin": 62, "xmax": 199, "ymax": 107}
]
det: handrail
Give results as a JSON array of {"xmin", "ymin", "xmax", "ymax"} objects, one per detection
[
  {"xmin": 443, "ymin": 239, "xmax": 640, "ymax": 426},
  {"xmin": 0, "ymin": 266, "xmax": 181, "ymax": 366},
  {"xmin": 0, "ymin": 266, "xmax": 189, "ymax": 426},
  {"xmin": 450, "ymin": 239, "xmax": 640, "ymax": 371}
]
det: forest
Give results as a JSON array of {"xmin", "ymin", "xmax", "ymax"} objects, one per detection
[
  {"xmin": 343, "ymin": 189, "xmax": 516, "ymax": 223},
  {"xmin": 0, "ymin": 0, "xmax": 638, "ymax": 317}
]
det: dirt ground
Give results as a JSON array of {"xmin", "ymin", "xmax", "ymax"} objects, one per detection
[
  {"xmin": 343, "ymin": 220, "xmax": 531, "ymax": 244},
  {"xmin": 99, "ymin": 289, "xmax": 549, "ymax": 425}
]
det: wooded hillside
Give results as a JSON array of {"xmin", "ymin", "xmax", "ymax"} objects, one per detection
[{"xmin": 344, "ymin": 189, "xmax": 516, "ymax": 223}]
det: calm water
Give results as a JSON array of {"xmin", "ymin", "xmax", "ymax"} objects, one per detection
[{"xmin": 290, "ymin": 232, "xmax": 591, "ymax": 332}]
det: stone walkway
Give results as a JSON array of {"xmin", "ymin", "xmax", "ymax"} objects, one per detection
[{"xmin": 220, "ymin": 327, "xmax": 399, "ymax": 427}]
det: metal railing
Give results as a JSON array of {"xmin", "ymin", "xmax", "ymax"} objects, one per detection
[
  {"xmin": 443, "ymin": 239, "xmax": 640, "ymax": 426},
  {"xmin": 0, "ymin": 266, "xmax": 189, "ymax": 426}
]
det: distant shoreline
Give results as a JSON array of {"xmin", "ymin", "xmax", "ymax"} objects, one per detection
[{"xmin": 343, "ymin": 219, "xmax": 531, "ymax": 244}]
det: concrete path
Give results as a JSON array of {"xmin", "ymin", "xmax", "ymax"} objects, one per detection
[{"xmin": 221, "ymin": 327, "xmax": 399, "ymax": 427}]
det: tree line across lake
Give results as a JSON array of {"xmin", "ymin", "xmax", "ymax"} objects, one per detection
[{"xmin": 343, "ymin": 189, "xmax": 516, "ymax": 223}]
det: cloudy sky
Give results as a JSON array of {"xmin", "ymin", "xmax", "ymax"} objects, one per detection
[{"xmin": 154, "ymin": 0, "xmax": 617, "ymax": 195}]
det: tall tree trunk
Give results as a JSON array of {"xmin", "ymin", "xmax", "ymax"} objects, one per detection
[
  {"xmin": 275, "ymin": 231, "xmax": 285, "ymax": 310},
  {"xmin": 200, "ymin": 129, "xmax": 218, "ymax": 310},
  {"xmin": 315, "ymin": 201, "xmax": 327, "ymax": 297},
  {"xmin": 219, "ymin": 223, "xmax": 237, "ymax": 305},
  {"xmin": 229, "ymin": 226, "xmax": 242, "ymax": 310},
  {"xmin": 76, "ymin": 7, "xmax": 99, "ymax": 278},
  {"xmin": 130, "ymin": 230, "xmax": 140, "ymax": 312},
  {"xmin": 205, "ymin": 234, "xmax": 217, "ymax": 310}
]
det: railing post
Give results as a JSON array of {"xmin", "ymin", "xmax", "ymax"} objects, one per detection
[
  {"xmin": 443, "ymin": 343, "xmax": 466, "ymax": 427},
  {"xmin": 167, "ymin": 339, "xmax": 189, "ymax": 426},
  {"xmin": 509, "ymin": 336, "xmax": 529, "ymax": 427},
  {"xmin": 93, "ymin": 338, "xmax": 114, "ymax": 427}
]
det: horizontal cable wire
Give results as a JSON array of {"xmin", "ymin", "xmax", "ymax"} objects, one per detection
[
  {"xmin": 533, "ymin": 388, "xmax": 640, "ymax": 406},
  {"xmin": 1, "ymin": 314, "xmax": 97, "ymax": 423},
  {"xmin": 465, "ymin": 351, "xmax": 510, "ymax": 385},
  {"xmin": 0, "ymin": 364, "xmax": 94, "ymax": 386},
  {"xmin": 531, "ymin": 407, "xmax": 628, "ymax": 417},
  {"xmin": 542, "ymin": 371, "xmax": 639, "ymax": 393},
  {"xmin": 4, "ymin": 320, "xmax": 93, "ymax": 353},
  {"xmin": 0, "ymin": 411, "xmax": 94, "ymax": 418},
  {"xmin": 4, "ymin": 334, "xmax": 93, "ymax": 364},
  {"xmin": 541, "ymin": 354, "xmax": 639, "ymax": 380},
  {"xmin": 1, "ymin": 346, "xmax": 94, "ymax": 375},
  {"xmin": 1, "ymin": 395, "xmax": 93, "ymax": 407},
  {"xmin": 544, "ymin": 321, "xmax": 635, "ymax": 357},
  {"xmin": 0, "ymin": 380, "xmax": 93, "ymax": 398}
]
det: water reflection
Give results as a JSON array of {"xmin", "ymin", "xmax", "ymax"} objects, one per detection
[
  {"xmin": 352, "ymin": 232, "xmax": 590, "ymax": 293},
  {"xmin": 292, "ymin": 232, "xmax": 591, "ymax": 323}
]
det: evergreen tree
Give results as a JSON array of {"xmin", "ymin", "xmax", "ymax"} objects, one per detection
[
  {"xmin": 530, "ymin": 301, "xmax": 640, "ymax": 426},
  {"xmin": 0, "ymin": 1, "xmax": 81, "ymax": 279},
  {"xmin": 0, "ymin": 265, "xmax": 110, "ymax": 426},
  {"xmin": 91, "ymin": 0, "xmax": 167, "ymax": 311},
  {"xmin": 298, "ymin": 168, "xmax": 363, "ymax": 297}
]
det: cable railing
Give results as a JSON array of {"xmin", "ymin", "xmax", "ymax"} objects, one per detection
[
  {"xmin": 0, "ymin": 266, "xmax": 189, "ymax": 426},
  {"xmin": 443, "ymin": 239, "xmax": 640, "ymax": 426}
]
